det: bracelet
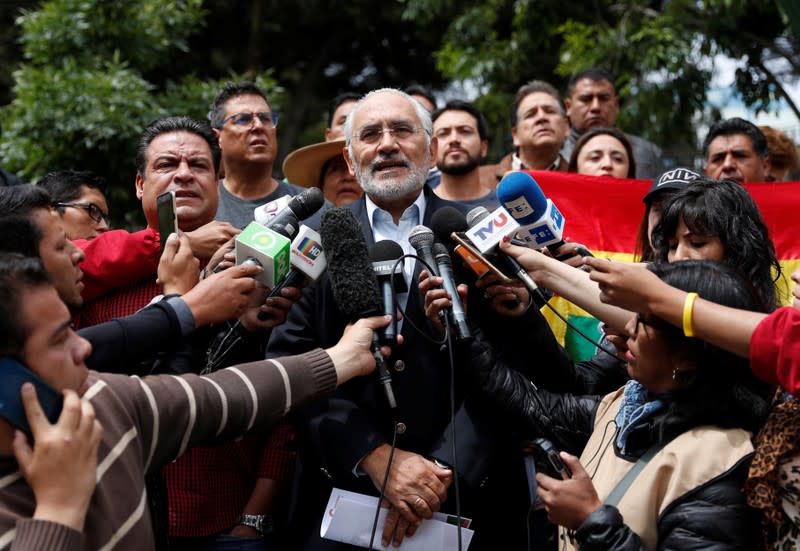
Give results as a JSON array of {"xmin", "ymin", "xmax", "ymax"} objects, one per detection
[{"xmin": 682, "ymin": 292, "xmax": 699, "ymax": 337}]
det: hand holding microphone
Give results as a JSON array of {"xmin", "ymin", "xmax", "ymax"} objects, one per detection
[
  {"xmin": 325, "ymin": 316, "xmax": 397, "ymax": 385},
  {"xmin": 418, "ymin": 263, "xmax": 468, "ymax": 336},
  {"xmin": 430, "ymin": 206, "xmax": 534, "ymax": 314},
  {"xmin": 432, "ymin": 243, "xmax": 471, "ymax": 341},
  {"xmin": 321, "ymin": 207, "xmax": 399, "ymax": 409},
  {"xmin": 408, "ymin": 225, "xmax": 471, "ymax": 342},
  {"xmin": 234, "ymin": 187, "xmax": 325, "ymax": 277},
  {"xmin": 463, "ymin": 206, "xmax": 539, "ymax": 295}
]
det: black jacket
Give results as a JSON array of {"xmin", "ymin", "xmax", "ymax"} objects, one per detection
[
  {"xmin": 80, "ymin": 299, "xmax": 183, "ymax": 373},
  {"xmin": 460, "ymin": 326, "xmax": 759, "ymax": 550}
]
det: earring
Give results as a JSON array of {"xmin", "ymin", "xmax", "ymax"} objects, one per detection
[{"xmin": 672, "ymin": 368, "xmax": 678, "ymax": 382}]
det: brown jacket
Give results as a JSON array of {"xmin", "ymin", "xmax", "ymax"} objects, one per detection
[{"xmin": 479, "ymin": 152, "xmax": 568, "ymax": 190}]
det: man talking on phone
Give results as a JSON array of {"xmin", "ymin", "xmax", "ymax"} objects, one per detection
[{"xmin": 0, "ymin": 252, "xmax": 392, "ymax": 550}]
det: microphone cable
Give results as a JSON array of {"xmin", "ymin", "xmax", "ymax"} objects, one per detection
[
  {"xmin": 534, "ymin": 288, "xmax": 626, "ymax": 363},
  {"xmin": 388, "ymin": 253, "xmax": 449, "ymax": 347},
  {"xmin": 442, "ymin": 315, "xmax": 464, "ymax": 551},
  {"xmin": 368, "ymin": 422, "xmax": 398, "ymax": 551},
  {"xmin": 367, "ymin": 254, "xmax": 435, "ymax": 551},
  {"xmin": 366, "ymin": 253, "xmax": 464, "ymax": 550}
]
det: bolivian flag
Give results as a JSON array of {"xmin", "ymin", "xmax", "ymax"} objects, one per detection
[{"xmin": 527, "ymin": 170, "xmax": 800, "ymax": 361}]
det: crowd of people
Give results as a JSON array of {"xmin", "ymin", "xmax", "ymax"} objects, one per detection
[{"xmin": 0, "ymin": 66, "xmax": 798, "ymax": 551}]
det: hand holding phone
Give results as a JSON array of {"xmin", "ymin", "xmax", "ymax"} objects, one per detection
[
  {"xmin": 0, "ymin": 358, "xmax": 63, "ymax": 437},
  {"xmin": 531, "ymin": 437, "xmax": 572, "ymax": 480},
  {"xmin": 157, "ymin": 191, "xmax": 178, "ymax": 251},
  {"xmin": 13, "ymin": 385, "xmax": 102, "ymax": 531}
]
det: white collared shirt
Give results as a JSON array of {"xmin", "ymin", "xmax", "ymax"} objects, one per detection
[{"xmin": 364, "ymin": 190, "xmax": 427, "ymax": 318}]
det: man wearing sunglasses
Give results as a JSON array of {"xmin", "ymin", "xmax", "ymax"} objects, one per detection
[{"xmin": 39, "ymin": 170, "xmax": 111, "ymax": 240}]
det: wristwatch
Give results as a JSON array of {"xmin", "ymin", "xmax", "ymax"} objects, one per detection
[{"xmin": 235, "ymin": 514, "xmax": 274, "ymax": 535}]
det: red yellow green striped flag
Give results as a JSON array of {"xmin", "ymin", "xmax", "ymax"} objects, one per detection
[{"xmin": 526, "ymin": 170, "xmax": 800, "ymax": 361}]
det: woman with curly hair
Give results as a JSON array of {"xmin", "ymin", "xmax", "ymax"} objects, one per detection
[{"xmin": 652, "ymin": 177, "xmax": 783, "ymax": 312}]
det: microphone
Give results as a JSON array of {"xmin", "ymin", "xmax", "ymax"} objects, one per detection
[
  {"xmin": 256, "ymin": 187, "xmax": 325, "ymax": 239},
  {"xmin": 408, "ymin": 225, "xmax": 440, "ymax": 277},
  {"xmin": 254, "ymin": 195, "xmax": 291, "ymax": 226},
  {"xmin": 430, "ymin": 207, "xmax": 493, "ymax": 279},
  {"xmin": 258, "ymin": 225, "xmax": 327, "ymax": 320},
  {"xmin": 369, "ymin": 240, "xmax": 408, "ymax": 346},
  {"xmin": 496, "ymin": 172, "xmax": 593, "ymax": 259},
  {"xmin": 235, "ymin": 222, "xmax": 291, "ymax": 288},
  {"xmin": 432, "ymin": 243, "xmax": 472, "ymax": 342},
  {"xmin": 320, "ymin": 207, "xmax": 397, "ymax": 409},
  {"xmin": 464, "ymin": 205, "xmax": 520, "ymax": 254},
  {"xmin": 238, "ymin": 187, "xmax": 325, "ymax": 293},
  {"xmin": 465, "ymin": 207, "xmax": 538, "ymax": 294}
]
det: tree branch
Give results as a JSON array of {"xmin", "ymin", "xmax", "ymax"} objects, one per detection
[{"xmin": 752, "ymin": 57, "xmax": 800, "ymax": 122}]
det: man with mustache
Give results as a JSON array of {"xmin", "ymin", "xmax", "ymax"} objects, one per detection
[
  {"xmin": 702, "ymin": 117, "xmax": 771, "ymax": 184},
  {"xmin": 482, "ymin": 80, "xmax": 570, "ymax": 187},
  {"xmin": 267, "ymin": 88, "xmax": 497, "ymax": 549},
  {"xmin": 561, "ymin": 68, "xmax": 664, "ymax": 179},
  {"xmin": 164, "ymin": 83, "xmax": 314, "ymax": 550},
  {"xmin": 432, "ymin": 100, "xmax": 498, "ymax": 208}
]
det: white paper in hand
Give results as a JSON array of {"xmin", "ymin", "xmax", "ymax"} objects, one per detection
[{"xmin": 321, "ymin": 488, "xmax": 473, "ymax": 550}]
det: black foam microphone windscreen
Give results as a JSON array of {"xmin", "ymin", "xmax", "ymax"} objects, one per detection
[
  {"xmin": 319, "ymin": 207, "xmax": 397, "ymax": 408},
  {"xmin": 320, "ymin": 207, "xmax": 382, "ymax": 320}
]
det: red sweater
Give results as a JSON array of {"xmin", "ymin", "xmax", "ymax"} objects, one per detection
[
  {"xmin": 75, "ymin": 228, "xmax": 161, "ymax": 302},
  {"xmin": 750, "ymin": 307, "xmax": 800, "ymax": 396}
]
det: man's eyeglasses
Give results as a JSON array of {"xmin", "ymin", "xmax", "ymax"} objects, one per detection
[
  {"xmin": 55, "ymin": 202, "xmax": 110, "ymax": 225},
  {"xmin": 355, "ymin": 123, "xmax": 421, "ymax": 145},
  {"xmin": 218, "ymin": 111, "xmax": 280, "ymax": 129}
]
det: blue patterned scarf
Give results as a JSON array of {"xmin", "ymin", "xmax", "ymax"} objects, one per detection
[{"xmin": 615, "ymin": 380, "xmax": 665, "ymax": 454}]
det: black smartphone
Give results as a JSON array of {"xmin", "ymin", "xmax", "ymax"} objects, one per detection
[
  {"xmin": 531, "ymin": 437, "xmax": 572, "ymax": 480},
  {"xmin": 0, "ymin": 357, "xmax": 63, "ymax": 437},
  {"xmin": 157, "ymin": 190, "xmax": 178, "ymax": 251}
]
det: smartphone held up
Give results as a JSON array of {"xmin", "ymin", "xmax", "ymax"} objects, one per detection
[{"xmin": 157, "ymin": 191, "xmax": 178, "ymax": 251}]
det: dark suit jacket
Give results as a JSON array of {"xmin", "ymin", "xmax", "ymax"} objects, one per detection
[{"xmin": 266, "ymin": 188, "xmax": 494, "ymax": 522}]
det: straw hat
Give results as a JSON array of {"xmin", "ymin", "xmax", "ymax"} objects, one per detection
[{"xmin": 282, "ymin": 139, "xmax": 347, "ymax": 188}]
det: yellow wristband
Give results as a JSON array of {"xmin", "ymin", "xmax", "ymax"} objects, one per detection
[{"xmin": 682, "ymin": 292, "xmax": 699, "ymax": 337}]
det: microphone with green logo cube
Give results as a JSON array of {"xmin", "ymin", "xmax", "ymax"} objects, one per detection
[{"xmin": 235, "ymin": 221, "xmax": 292, "ymax": 288}]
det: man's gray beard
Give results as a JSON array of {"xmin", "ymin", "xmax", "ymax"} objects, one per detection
[{"xmin": 356, "ymin": 154, "xmax": 429, "ymax": 201}]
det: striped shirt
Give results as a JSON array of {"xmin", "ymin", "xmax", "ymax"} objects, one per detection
[{"xmin": 0, "ymin": 349, "xmax": 336, "ymax": 550}]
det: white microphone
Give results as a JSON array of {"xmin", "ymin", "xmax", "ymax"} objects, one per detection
[
  {"xmin": 254, "ymin": 195, "xmax": 292, "ymax": 226},
  {"xmin": 258, "ymin": 225, "xmax": 327, "ymax": 320},
  {"xmin": 464, "ymin": 206, "xmax": 521, "ymax": 254}
]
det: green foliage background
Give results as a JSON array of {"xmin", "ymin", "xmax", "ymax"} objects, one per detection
[{"xmin": 0, "ymin": 0, "xmax": 798, "ymax": 227}]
